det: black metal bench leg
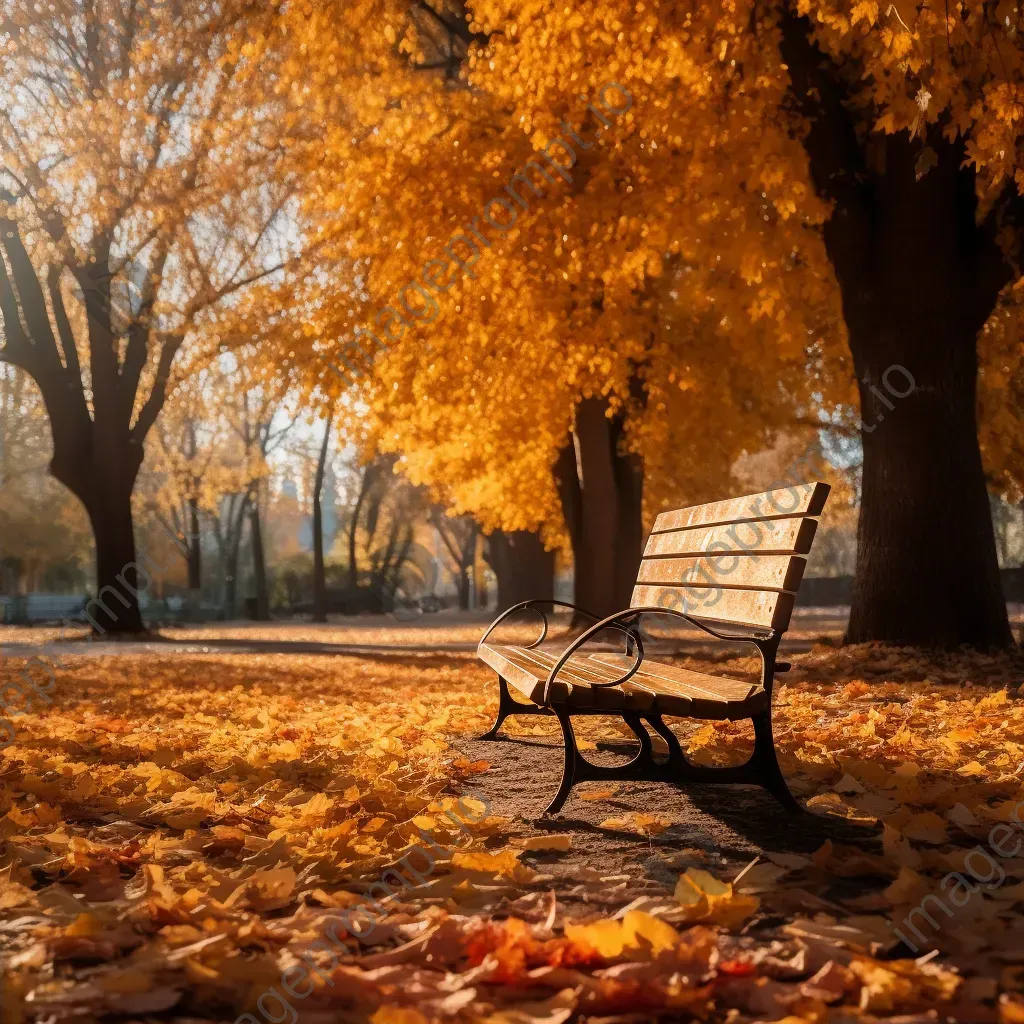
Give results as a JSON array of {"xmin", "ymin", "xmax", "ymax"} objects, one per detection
[
  {"xmin": 478, "ymin": 676, "xmax": 514, "ymax": 740},
  {"xmin": 751, "ymin": 709, "xmax": 805, "ymax": 815},
  {"xmin": 621, "ymin": 712, "xmax": 655, "ymax": 763},
  {"xmin": 544, "ymin": 705, "xmax": 578, "ymax": 814},
  {"xmin": 646, "ymin": 713, "xmax": 685, "ymax": 764},
  {"xmin": 478, "ymin": 675, "xmax": 552, "ymax": 740}
]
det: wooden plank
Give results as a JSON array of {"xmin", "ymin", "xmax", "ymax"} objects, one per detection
[
  {"xmin": 594, "ymin": 655, "xmax": 766, "ymax": 720},
  {"xmin": 652, "ymin": 482, "xmax": 830, "ymax": 535},
  {"xmin": 477, "ymin": 643, "xmax": 548, "ymax": 702},
  {"xmin": 479, "ymin": 643, "xmax": 768, "ymax": 721},
  {"xmin": 594, "ymin": 654, "xmax": 757, "ymax": 702},
  {"xmin": 630, "ymin": 585, "xmax": 795, "ymax": 631},
  {"xmin": 477, "ymin": 643, "xmax": 639, "ymax": 710},
  {"xmin": 643, "ymin": 517, "xmax": 818, "ymax": 558},
  {"xmin": 636, "ymin": 554, "xmax": 806, "ymax": 593},
  {"xmin": 505, "ymin": 645, "xmax": 632, "ymax": 710}
]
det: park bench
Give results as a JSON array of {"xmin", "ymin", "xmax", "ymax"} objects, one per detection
[{"xmin": 476, "ymin": 481, "xmax": 830, "ymax": 815}]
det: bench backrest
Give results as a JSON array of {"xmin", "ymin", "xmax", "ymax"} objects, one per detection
[{"xmin": 632, "ymin": 481, "xmax": 831, "ymax": 632}]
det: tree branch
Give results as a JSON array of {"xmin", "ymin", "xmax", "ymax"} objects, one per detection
[{"xmin": 131, "ymin": 332, "xmax": 184, "ymax": 442}]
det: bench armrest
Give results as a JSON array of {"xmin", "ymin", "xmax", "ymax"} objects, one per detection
[
  {"xmin": 628, "ymin": 605, "xmax": 782, "ymax": 693},
  {"xmin": 627, "ymin": 606, "xmax": 773, "ymax": 645},
  {"xmin": 541, "ymin": 610, "xmax": 647, "ymax": 704},
  {"xmin": 541, "ymin": 605, "xmax": 780, "ymax": 705},
  {"xmin": 479, "ymin": 600, "xmax": 602, "ymax": 649}
]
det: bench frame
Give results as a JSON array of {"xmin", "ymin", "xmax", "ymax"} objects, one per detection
[{"xmin": 478, "ymin": 599, "xmax": 803, "ymax": 816}]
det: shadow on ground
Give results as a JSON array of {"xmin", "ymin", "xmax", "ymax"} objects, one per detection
[{"xmin": 456, "ymin": 731, "xmax": 880, "ymax": 913}]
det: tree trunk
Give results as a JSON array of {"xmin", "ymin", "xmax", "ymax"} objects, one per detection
[
  {"xmin": 573, "ymin": 397, "xmax": 619, "ymax": 618},
  {"xmin": 781, "ymin": 15, "xmax": 1012, "ymax": 648},
  {"xmin": 224, "ymin": 543, "xmax": 240, "ymax": 620},
  {"xmin": 250, "ymin": 499, "xmax": 271, "ymax": 621},
  {"xmin": 486, "ymin": 529, "xmax": 556, "ymax": 611},
  {"xmin": 187, "ymin": 497, "xmax": 201, "ymax": 591},
  {"xmin": 83, "ymin": 484, "xmax": 146, "ymax": 634},
  {"xmin": 457, "ymin": 567, "xmax": 472, "ymax": 610},
  {"xmin": 566, "ymin": 397, "xmax": 645, "ymax": 619},
  {"xmin": 0, "ymin": 217, "xmax": 180, "ymax": 637},
  {"xmin": 348, "ymin": 472, "xmax": 371, "ymax": 592},
  {"xmin": 554, "ymin": 437, "xmax": 585, "ymax": 602},
  {"xmin": 610, "ymin": 408, "xmax": 644, "ymax": 609},
  {"xmin": 846, "ymin": 288, "xmax": 1010, "ymax": 646},
  {"xmin": 312, "ymin": 412, "xmax": 333, "ymax": 623}
]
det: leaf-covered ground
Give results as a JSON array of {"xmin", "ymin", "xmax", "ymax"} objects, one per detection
[{"xmin": 2, "ymin": 635, "xmax": 1024, "ymax": 1023}]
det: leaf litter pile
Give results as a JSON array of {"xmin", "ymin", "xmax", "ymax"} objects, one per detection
[{"xmin": 2, "ymin": 641, "xmax": 1024, "ymax": 1023}]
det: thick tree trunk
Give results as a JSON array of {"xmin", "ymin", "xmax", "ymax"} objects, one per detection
[
  {"xmin": 554, "ymin": 436, "xmax": 584, "ymax": 577},
  {"xmin": 837, "ymin": 139, "xmax": 1011, "ymax": 648},
  {"xmin": 781, "ymin": 14, "xmax": 1012, "ymax": 648},
  {"xmin": 562, "ymin": 398, "xmax": 645, "ymax": 619},
  {"xmin": 83, "ymin": 484, "xmax": 146, "ymax": 634},
  {"xmin": 312, "ymin": 412, "xmax": 333, "ymax": 623},
  {"xmin": 486, "ymin": 529, "xmax": 556, "ymax": 611},
  {"xmin": 609, "ymin": 411, "xmax": 644, "ymax": 609},
  {"xmin": 0, "ymin": 219, "xmax": 182, "ymax": 637},
  {"xmin": 250, "ymin": 500, "xmax": 271, "ymax": 621},
  {"xmin": 574, "ymin": 397, "xmax": 620, "ymax": 618},
  {"xmin": 848, "ymin": 341, "xmax": 1008, "ymax": 646}
]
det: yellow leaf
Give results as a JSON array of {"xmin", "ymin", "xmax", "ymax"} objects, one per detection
[
  {"xmin": 371, "ymin": 1009, "xmax": 429, "ymax": 1024},
  {"xmin": 564, "ymin": 917, "xmax": 626, "ymax": 958},
  {"xmin": 620, "ymin": 910, "xmax": 678, "ymax": 955},
  {"xmin": 901, "ymin": 811, "xmax": 948, "ymax": 844},
  {"xmin": 513, "ymin": 835, "xmax": 572, "ymax": 852}
]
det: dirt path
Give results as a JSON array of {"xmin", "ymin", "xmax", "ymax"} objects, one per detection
[{"xmin": 455, "ymin": 731, "xmax": 882, "ymax": 917}]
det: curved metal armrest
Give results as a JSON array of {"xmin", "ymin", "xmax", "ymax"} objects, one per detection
[
  {"xmin": 627, "ymin": 606, "xmax": 772, "ymax": 645},
  {"xmin": 540, "ymin": 605, "xmax": 780, "ymax": 705},
  {"xmin": 541, "ymin": 609, "xmax": 646, "ymax": 704},
  {"xmin": 629, "ymin": 605, "xmax": 780, "ymax": 690},
  {"xmin": 479, "ymin": 599, "xmax": 603, "ymax": 649}
]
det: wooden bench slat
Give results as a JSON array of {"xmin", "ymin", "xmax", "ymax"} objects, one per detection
[
  {"xmin": 505, "ymin": 646, "xmax": 635, "ymax": 709},
  {"xmin": 593, "ymin": 654, "xmax": 766, "ymax": 720},
  {"xmin": 631, "ymin": 585, "xmax": 795, "ymax": 631},
  {"xmin": 651, "ymin": 482, "xmax": 830, "ymax": 535},
  {"xmin": 593, "ymin": 653, "xmax": 758, "ymax": 701},
  {"xmin": 479, "ymin": 643, "xmax": 766, "ymax": 720},
  {"xmin": 636, "ymin": 554, "xmax": 806, "ymax": 593},
  {"xmin": 643, "ymin": 517, "xmax": 818, "ymax": 558},
  {"xmin": 478, "ymin": 644, "xmax": 632, "ymax": 709}
]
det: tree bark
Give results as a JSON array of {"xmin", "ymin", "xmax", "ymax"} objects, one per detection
[
  {"xmin": 610, "ymin": 395, "xmax": 645, "ymax": 608},
  {"xmin": 554, "ymin": 435, "xmax": 584, "ymax": 578},
  {"xmin": 457, "ymin": 567, "xmax": 472, "ymax": 610},
  {"xmin": 348, "ymin": 471, "xmax": 372, "ymax": 592},
  {"xmin": 565, "ymin": 397, "xmax": 645, "ymax": 619},
  {"xmin": 485, "ymin": 529, "xmax": 556, "ymax": 611},
  {"xmin": 781, "ymin": 12, "xmax": 1012, "ymax": 648},
  {"xmin": 312, "ymin": 411, "xmax": 333, "ymax": 623},
  {"xmin": 224, "ymin": 540, "xmax": 240, "ymax": 621},
  {"xmin": 187, "ymin": 497, "xmax": 202, "ymax": 591},
  {"xmin": 82, "ymin": 482, "xmax": 146, "ymax": 633},
  {"xmin": 0, "ymin": 215, "xmax": 179, "ymax": 636},
  {"xmin": 573, "ymin": 397, "xmax": 620, "ymax": 618},
  {"xmin": 250, "ymin": 498, "xmax": 271, "ymax": 621}
]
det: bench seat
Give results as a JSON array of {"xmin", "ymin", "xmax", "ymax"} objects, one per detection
[{"xmin": 478, "ymin": 641, "xmax": 767, "ymax": 720}]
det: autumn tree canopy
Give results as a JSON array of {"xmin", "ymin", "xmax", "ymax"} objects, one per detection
[
  {"xmin": 264, "ymin": 0, "xmax": 1024, "ymax": 646},
  {"xmin": 0, "ymin": 0, "xmax": 306, "ymax": 631}
]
